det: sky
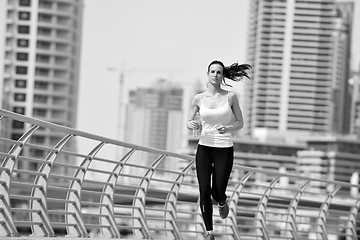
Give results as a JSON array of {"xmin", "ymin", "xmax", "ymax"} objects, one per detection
[{"xmin": 77, "ymin": 0, "xmax": 360, "ymax": 140}]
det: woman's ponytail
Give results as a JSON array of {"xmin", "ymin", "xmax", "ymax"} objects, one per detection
[{"xmin": 224, "ymin": 63, "xmax": 252, "ymax": 82}]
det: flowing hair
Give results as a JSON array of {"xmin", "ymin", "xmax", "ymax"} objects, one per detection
[{"xmin": 208, "ymin": 60, "xmax": 252, "ymax": 87}]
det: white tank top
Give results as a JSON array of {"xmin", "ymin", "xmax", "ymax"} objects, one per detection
[{"xmin": 198, "ymin": 93, "xmax": 234, "ymax": 148}]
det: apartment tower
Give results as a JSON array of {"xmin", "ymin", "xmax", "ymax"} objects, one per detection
[
  {"xmin": 124, "ymin": 79, "xmax": 183, "ymax": 174},
  {"xmin": 0, "ymin": 0, "xmax": 83, "ymax": 172},
  {"xmin": 244, "ymin": 0, "xmax": 354, "ymax": 143}
]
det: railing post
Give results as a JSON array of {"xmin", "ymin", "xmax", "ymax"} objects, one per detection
[
  {"xmin": 0, "ymin": 125, "xmax": 39, "ymax": 236},
  {"xmin": 132, "ymin": 154, "xmax": 165, "ymax": 239},
  {"xmin": 226, "ymin": 171, "xmax": 253, "ymax": 240},
  {"xmin": 316, "ymin": 185, "xmax": 341, "ymax": 240},
  {"xmin": 255, "ymin": 177, "xmax": 279, "ymax": 240},
  {"xmin": 285, "ymin": 180, "xmax": 311, "ymax": 240},
  {"xmin": 99, "ymin": 149, "xmax": 136, "ymax": 238},
  {"xmin": 345, "ymin": 199, "xmax": 360, "ymax": 240},
  {"xmin": 29, "ymin": 134, "xmax": 73, "ymax": 237},
  {"xmin": 165, "ymin": 160, "xmax": 195, "ymax": 239},
  {"xmin": 65, "ymin": 141, "xmax": 105, "ymax": 237}
]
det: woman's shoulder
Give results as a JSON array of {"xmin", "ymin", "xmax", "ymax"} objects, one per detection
[
  {"xmin": 227, "ymin": 91, "xmax": 237, "ymax": 98},
  {"xmin": 192, "ymin": 92, "xmax": 205, "ymax": 106},
  {"xmin": 194, "ymin": 92, "xmax": 205, "ymax": 100},
  {"xmin": 227, "ymin": 91, "xmax": 239, "ymax": 104}
]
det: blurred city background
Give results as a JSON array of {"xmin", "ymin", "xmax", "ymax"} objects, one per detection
[{"xmin": 1, "ymin": 0, "xmax": 360, "ymax": 239}]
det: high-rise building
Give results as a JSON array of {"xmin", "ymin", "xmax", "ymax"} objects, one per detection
[
  {"xmin": 244, "ymin": 0, "xmax": 354, "ymax": 143},
  {"xmin": 124, "ymin": 79, "xmax": 184, "ymax": 173},
  {"xmin": 349, "ymin": 70, "xmax": 360, "ymax": 138},
  {"xmin": 0, "ymin": 0, "xmax": 83, "ymax": 173}
]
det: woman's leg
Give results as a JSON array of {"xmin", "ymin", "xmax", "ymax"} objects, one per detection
[
  {"xmin": 211, "ymin": 146, "xmax": 234, "ymax": 203},
  {"xmin": 196, "ymin": 145, "xmax": 214, "ymax": 231}
]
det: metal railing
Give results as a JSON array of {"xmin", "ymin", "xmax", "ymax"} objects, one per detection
[{"xmin": 0, "ymin": 108, "xmax": 359, "ymax": 239}]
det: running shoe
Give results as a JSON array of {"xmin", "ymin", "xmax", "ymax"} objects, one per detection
[
  {"xmin": 219, "ymin": 201, "xmax": 229, "ymax": 219},
  {"xmin": 204, "ymin": 232, "xmax": 215, "ymax": 240}
]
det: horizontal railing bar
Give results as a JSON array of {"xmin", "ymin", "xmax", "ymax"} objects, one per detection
[
  {"xmin": 91, "ymin": 156, "xmax": 121, "ymax": 165},
  {"xmin": 51, "ymin": 222, "xmax": 78, "ymax": 227},
  {"xmin": 49, "ymin": 173, "xmax": 82, "ymax": 181},
  {"xmin": 13, "ymin": 221, "xmax": 43, "ymax": 226},
  {"xmin": 83, "ymin": 179, "xmax": 112, "ymax": 186},
  {"xmin": 53, "ymin": 161, "xmax": 86, "ymax": 170},
  {"xmin": 145, "ymin": 208, "xmax": 172, "ymax": 213},
  {"xmin": 23, "ymin": 142, "xmax": 57, "ymax": 152},
  {"xmin": 114, "ymin": 184, "xmax": 140, "ymax": 191},
  {"xmin": 0, "ymin": 152, "xmax": 15, "ymax": 159},
  {"xmin": 80, "ymin": 190, "xmax": 111, "ymax": 197},
  {"xmin": 0, "ymin": 136, "xmax": 21, "ymax": 145},
  {"xmin": 47, "ymin": 198, "xmax": 76, "ymax": 204},
  {"xmin": 57, "ymin": 149, "xmax": 90, "ymax": 159},
  {"xmin": 47, "ymin": 185, "xmax": 77, "ymax": 192},
  {"xmin": 146, "ymin": 217, "xmax": 172, "ymax": 222},
  {"xmin": 48, "ymin": 210, "xmax": 75, "ymax": 215},
  {"xmin": 17, "ymin": 155, "xmax": 51, "ymax": 164},
  {"xmin": 10, "ymin": 195, "xmax": 41, "ymax": 200},
  {"xmin": 1, "ymin": 109, "xmax": 194, "ymax": 161},
  {"xmin": 80, "ymin": 201, "xmax": 108, "ymax": 207},
  {"xmin": 113, "ymin": 193, "xmax": 141, "ymax": 200},
  {"xmin": 117, "ymin": 173, "xmax": 148, "ymax": 180},
  {"xmin": 122, "ymin": 162, "xmax": 153, "ymax": 170},
  {"xmin": 85, "ymin": 168, "xmax": 116, "ymax": 175},
  {"xmin": 150, "ymin": 178, "xmax": 177, "ymax": 185},
  {"xmin": 83, "ymin": 224, "xmax": 116, "ymax": 228},
  {"xmin": 81, "ymin": 212, "xmax": 109, "ymax": 217},
  {"xmin": 12, "ymin": 181, "xmax": 40, "ymax": 189},
  {"xmin": 0, "ymin": 166, "xmax": 11, "ymax": 172},
  {"xmin": 11, "ymin": 208, "xmax": 40, "ymax": 213},
  {"xmin": 114, "ymin": 215, "xmax": 140, "ymax": 220},
  {"xmin": 114, "ymin": 205, "xmax": 141, "ymax": 210},
  {"xmin": 12, "ymin": 169, "xmax": 46, "ymax": 177}
]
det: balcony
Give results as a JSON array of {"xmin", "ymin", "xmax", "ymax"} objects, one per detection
[{"xmin": 0, "ymin": 108, "xmax": 359, "ymax": 239}]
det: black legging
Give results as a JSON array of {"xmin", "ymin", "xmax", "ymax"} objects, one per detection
[{"xmin": 195, "ymin": 144, "xmax": 234, "ymax": 231}]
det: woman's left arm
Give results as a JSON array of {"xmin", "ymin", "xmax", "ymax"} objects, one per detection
[{"xmin": 218, "ymin": 92, "xmax": 244, "ymax": 133}]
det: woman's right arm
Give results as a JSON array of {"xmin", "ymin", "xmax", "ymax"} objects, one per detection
[{"xmin": 187, "ymin": 94, "xmax": 201, "ymax": 130}]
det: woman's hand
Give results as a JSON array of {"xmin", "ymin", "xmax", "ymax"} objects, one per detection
[{"xmin": 187, "ymin": 120, "xmax": 200, "ymax": 130}]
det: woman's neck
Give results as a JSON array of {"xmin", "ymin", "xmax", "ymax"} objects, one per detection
[{"xmin": 207, "ymin": 83, "xmax": 226, "ymax": 95}]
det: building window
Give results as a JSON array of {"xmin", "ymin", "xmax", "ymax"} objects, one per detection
[
  {"xmin": 38, "ymin": 13, "xmax": 52, "ymax": 22},
  {"xmin": 39, "ymin": 0, "xmax": 52, "ymax": 9},
  {"xmin": 34, "ymin": 95, "xmax": 48, "ymax": 103},
  {"xmin": 14, "ymin": 93, "xmax": 26, "ymax": 101},
  {"xmin": 34, "ymin": 81, "xmax": 48, "ymax": 90},
  {"xmin": 32, "ymin": 135, "xmax": 45, "ymax": 144},
  {"xmin": 13, "ymin": 107, "xmax": 25, "ymax": 114},
  {"xmin": 16, "ymin": 66, "xmax": 27, "ymax": 75},
  {"xmin": 11, "ymin": 134, "xmax": 22, "ymax": 141},
  {"xmin": 37, "ymin": 41, "xmax": 51, "ymax": 49},
  {"xmin": 36, "ymin": 54, "xmax": 50, "ymax": 63},
  {"xmin": 18, "ymin": 11, "xmax": 30, "ymax": 20},
  {"xmin": 17, "ymin": 39, "xmax": 29, "ymax": 47},
  {"xmin": 35, "ymin": 68, "xmax": 49, "ymax": 76},
  {"xmin": 38, "ymin": 27, "xmax": 51, "ymax": 36},
  {"xmin": 18, "ymin": 25, "xmax": 30, "ymax": 34},
  {"xmin": 16, "ymin": 52, "xmax": 28, "ymax": 61},
  {"xmin": 33, "ymin": 108, "xmax": 47, "ymax": 117},
  {"xmin": 19, "ymin": 0, "xmax": 31, "ymax": 6},
  {"xmin": 12, "ymin": 120, "xmax": 24, "ymax": 129},
  {"xmin": 15, "ymin": 79, "xmax": 27, "ymax": 88}
]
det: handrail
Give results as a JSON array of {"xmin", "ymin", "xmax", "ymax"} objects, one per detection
[{"xmin": 0, "ymin": 108, "xmax": 359, "ymax": 239}]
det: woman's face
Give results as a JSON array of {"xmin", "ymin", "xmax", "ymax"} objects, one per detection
[{"xmin": 207, "ymin": 64, "xmax": 224, "ymax": 85}]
